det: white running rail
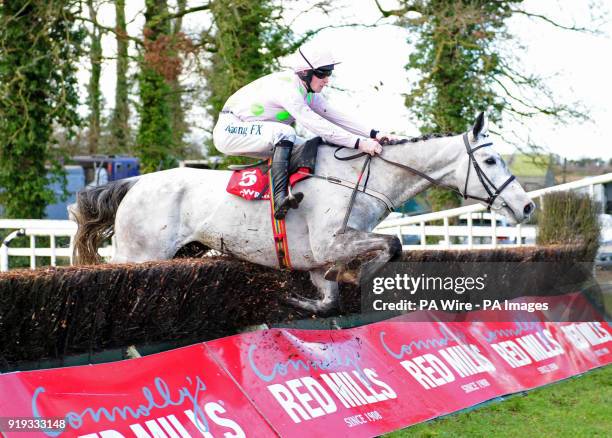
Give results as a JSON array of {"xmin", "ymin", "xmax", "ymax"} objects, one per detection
[
  {"xmin": 0, "ymin": 173, "xmax": 610, "ymax": 271},
  {"xmin": 0, "ymin": 219, "xmax": 113, "ymax": 272},
  {"xmin": 375, "ymin": 172, "xmax": 612, "ymax": 250}
]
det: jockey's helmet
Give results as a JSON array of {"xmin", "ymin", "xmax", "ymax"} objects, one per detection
[{"xmin": 292, "ymin": 43, "xmax": 340, "ymax": 90}]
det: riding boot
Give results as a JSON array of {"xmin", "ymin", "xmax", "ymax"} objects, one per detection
[{"xmin": 271, "ymin": 140, "xmax": 304, "ymax": 220}]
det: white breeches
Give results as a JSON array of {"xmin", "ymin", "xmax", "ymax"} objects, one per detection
[{"xmin": 213, "ymin": 113, "xmax": 305, "ymax": 159}]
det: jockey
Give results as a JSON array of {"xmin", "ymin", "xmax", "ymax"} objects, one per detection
[{"xmin": 213, "ymin": 42, "xmax": 401, "ymax": 220}]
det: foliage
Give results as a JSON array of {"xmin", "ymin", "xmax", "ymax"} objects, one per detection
[
  {"xmin": 109, "ymin": 0, "xmax": 131, "ymax": 153},
  {"xmin": 137, "ymin": 67, "xmax": 177, "ymax": 172},
  {"xmin": 377, "ymin": 0, "xmax": 590, "ymax": 211},
  {"xmin": 379, "ymin": 0, "xmax": 588, "ymax": 135},
  {"xmin": 536, "ymin": 191, "xmax": 601, "ymax": 260},
  {"xmin": 169, "ymin": 0, "xmax": 189, "ymax": 156},
  {"xmin": 0, "ymin": 1, "xmax": 84, "ymax": 218},
  {"xmin": 401, "ymin": 1, "xmax": 520, "ymax": 133},
  {"xmin": 86, "ymin": 0, "xmax": 103, "ymax": 154},
  {"xmin": 136, "ymin": 0, "xmax": 199, "ymax": 172},
  {"xmin": 205, "ymin": 0, "xmax": 299, "ymax": 165}
]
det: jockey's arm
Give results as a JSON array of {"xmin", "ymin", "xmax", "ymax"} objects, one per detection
[
  {"xmin": 310, "ymin": 93, "xmax": 377, "ymax": 140},
  {"xmin": 280, "ymin": 93, "xmax": 364, "ymax": 149}
]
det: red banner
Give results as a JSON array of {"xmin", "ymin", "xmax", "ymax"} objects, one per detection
[{"xmin": 0, "ymin": 293, "xmax": 610, "ymax": 438}]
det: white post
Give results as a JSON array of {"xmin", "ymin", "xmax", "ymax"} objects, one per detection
[
  {"xmin": 491, "ymin": 211, "xmax": 497, "ymax": 248},
  {"xmin": 1, "ymin": 229, "xmax": 25, "ymax": 272},
  {"xmin": 589, "ymin": 184, "xmax": 594, "ymax": 197},
  {"xmin": 68, "ymin": 235, "xmax": 74, "ymax": 265},
  {"xmin": 420, "ymin": 221, "xmax": 426, "ymax": 246},
  {"xmin": 443, "ymin": 217, "xmax": 450, "ymax": 248},
  {"xmin": 467, "ymin": 212, "xmax": 473, "ymax": 249},
  {"xmin": 30, "ymin": 235, "xmax": 36, "ymax": 269},
  {"xmin": 50, "ymin": 233, "xmax": 56, "ymax": 267},
  {"xmin": 396, "ymin": 226, "xmax": 402, "ymax": 243},
  {"xmin": 0, "ymin": 244, "xmax": 8, "ymax": 272},
  {"xmin": 517, "ymin": 223, "xmax": 523, "ymax": 246}
]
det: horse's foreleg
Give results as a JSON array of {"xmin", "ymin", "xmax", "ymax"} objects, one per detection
[
  {"xmin": 321, "ymin": 227, "xmax": 402, "ymax": 284},
  {"xmin": 286, "ymin": 269, "xmax": 339, "ymax": 314}
]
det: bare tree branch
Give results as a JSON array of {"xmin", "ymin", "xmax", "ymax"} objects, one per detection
[
  {"xmin": 374, "ymin": 0, "xmax": 422, "ymax": 18},
  {"xmin": 76, "ymin": 15, "xmax": 143, "ymax": 45},
  {"xmin": 512, "ymin": 9, "xmax": 598, "ymax": 34},
  {"xmin": 164, "ymin": 3, "xmax": 210, "ymax": 21}
]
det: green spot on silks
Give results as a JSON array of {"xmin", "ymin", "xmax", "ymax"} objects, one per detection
[
  {"xmin": 251, "ymin": 103, "xmax": 265, "ymax": 116},
  {"xmin": 276, "ymin": 111, "xmax": 291, "ymax": 121},
  {"xmin": 306, "ymin": 93, "xmax": 313, "ymax": 104}
]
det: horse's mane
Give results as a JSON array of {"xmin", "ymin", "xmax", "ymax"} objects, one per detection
[{"xmin": 406, "ymin": 132, "xmax": 457, "ymax": 143}]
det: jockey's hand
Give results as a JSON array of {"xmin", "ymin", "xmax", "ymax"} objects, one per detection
[
  {"xmin": 358, "ymin": 138, "xmax": 383, "ymax": 156},
  {"xmin": 376, "ymin": 132, "xmax": 404, "ymax": 146}
]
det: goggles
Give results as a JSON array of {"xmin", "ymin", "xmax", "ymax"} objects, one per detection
[{"xmin": 312, "ymin": 68, "xmax": 333, "ymax": 79}]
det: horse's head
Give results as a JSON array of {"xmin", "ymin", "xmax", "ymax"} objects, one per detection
[{"xmin": 453, "ymin": 112, "xmax": 535, "ymax": 224}]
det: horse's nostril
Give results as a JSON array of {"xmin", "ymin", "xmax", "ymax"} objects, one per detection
[{"xmin": 524, "ymin": 202, "xmax": 535, "ymax": 216}]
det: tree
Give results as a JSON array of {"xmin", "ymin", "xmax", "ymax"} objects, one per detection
[
  {"xmin": 169, "ymin": 0, "xmax": 189, "ymax": 155},
  {"xmin": 110, "ymin": 0, "xmax": 131, "ymax": 152},
  {"xmin": 136, "ymin": 0, "xmax": 175, "ymax": 172},
  {"xmin": 0, "ymin": 1, "xmax": 83, "ymax": 218},
  {"xmin": 136, "ymin": 0, "xmax": 201, "ymax": 172},
  {"xmin": 204, "ymin": 0, "xmax": 298, "ymax": 164},
  {"xmin": 375, "ymin": 0, "xmax": 590, "ymax": 211},
  {"xmin": 86, "ymin": 0, "xmax": 103, "ymax": 154}
]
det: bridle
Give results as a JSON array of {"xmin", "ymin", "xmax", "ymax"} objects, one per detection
[
  {"xmin": 372, "ymin": 132, "xmax": 514, "ymax": 211},
  {"xmin": 459, "ymin": 132, "xmax": 515, "ymax": 210},
  {"xmin": 334, "ymin": 131, "xmax": 517, "ymax": 217}
]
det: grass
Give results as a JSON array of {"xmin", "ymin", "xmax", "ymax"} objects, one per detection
[{"xmin": 386, "ymin": 365, "xmax": 612, "ymax": 438}]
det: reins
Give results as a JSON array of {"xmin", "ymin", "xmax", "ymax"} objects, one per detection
[{"xmin": 330, "ymin": 132, "xmax": 516, "ymax": 233}]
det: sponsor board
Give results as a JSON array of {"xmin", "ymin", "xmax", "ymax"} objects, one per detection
[{"xmin": 0, "ymin": 293, "xmax": 610, "ymax": 437}]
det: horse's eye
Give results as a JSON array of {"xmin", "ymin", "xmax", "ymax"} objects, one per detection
[{"xmin": 484, "ymin": 158, "xmax": 496, "ymax": 165}]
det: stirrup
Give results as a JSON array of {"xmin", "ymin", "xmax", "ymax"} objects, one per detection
[
  {"xmin": 287, "ymin": 185, "xmax": 304, "ymax": 208},
  {"xmin": 274, "ymin": 189, "xmax": 304, "ymax": 220}
]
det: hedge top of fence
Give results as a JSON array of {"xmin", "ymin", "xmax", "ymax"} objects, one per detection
[{"xmin": 0, "ymin": 245, "xmax": 595, "ymax": 369}]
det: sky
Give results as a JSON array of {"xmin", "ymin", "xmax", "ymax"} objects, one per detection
[{"xmin": 90, "ymin": 0, "xmax": 612, "ymax": 160}]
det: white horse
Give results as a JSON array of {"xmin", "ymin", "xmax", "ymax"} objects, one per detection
[{"xmin": 71, "ymin": 113, "xmax": 535, "ymax": 313}]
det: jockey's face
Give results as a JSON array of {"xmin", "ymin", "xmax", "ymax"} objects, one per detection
[{"xmin": 310, "ymin": 74, "xmax": 330, "ymax": 93}]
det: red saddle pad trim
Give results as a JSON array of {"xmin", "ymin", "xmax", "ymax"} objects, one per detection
[{"xmin": 227, "ymin": 167, "xmax": 311, "ymax": 201}]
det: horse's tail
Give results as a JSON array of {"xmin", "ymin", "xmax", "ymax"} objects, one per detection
[{"xmin": 70, "ymin": 178, "xmax": 139, "ymax": 265}]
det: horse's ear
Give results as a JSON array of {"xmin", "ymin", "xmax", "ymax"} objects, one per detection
[{"xmin": 472, "ymin": 111, "xmax": 488, "ymax": 139}]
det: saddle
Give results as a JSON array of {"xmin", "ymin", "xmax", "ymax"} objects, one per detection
[{"xmin": 226, "ymin": 137, "xmax": 322, "ymax": 200}]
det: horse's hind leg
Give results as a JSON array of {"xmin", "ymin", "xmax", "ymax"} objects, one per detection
[
  {"xmin": 111, "ymin": 213, "xmax": 180, "ymax": 263},
  {"xmin": 286, "ymin": 269, "xmax": 339, "ymax": 314}
]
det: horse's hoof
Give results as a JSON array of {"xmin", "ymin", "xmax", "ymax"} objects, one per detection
[
  {"xmin": 337, "ymin": 270, "xmax": 359, "ymax": 285},
  {"xmin": 324, "ymin": 266, "xmax": 340, "ymax": 281},
  {"xmin": 285, "ymin": 295, "xmax": 338, "ymax": 315}
]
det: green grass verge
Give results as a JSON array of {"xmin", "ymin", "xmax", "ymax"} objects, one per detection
[{"xmin": 386, "ymin": 365, "xmax": 612, "ymax": 438}]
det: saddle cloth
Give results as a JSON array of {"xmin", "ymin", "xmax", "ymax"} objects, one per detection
[{"xmin": 226, "ymin": 137, "xmax": 321, "ymax": 201}]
